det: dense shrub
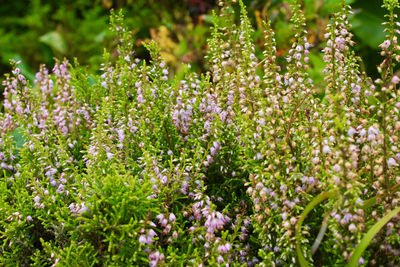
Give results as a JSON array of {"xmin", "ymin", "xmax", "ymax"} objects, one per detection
[{"xmin": 1, "ymin": 0, "xmax": 400, "ymax": 266}]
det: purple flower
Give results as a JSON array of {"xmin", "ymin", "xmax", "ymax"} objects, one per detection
[
  {"xmin": 388, "ymin": 158, "xmax": 397, "ymax": 167},
  {"xmin": 348, "ymin": 127, "xmax": 356, "ymax": 137},
  {"xmin": 77, "ymin": 204, "xmax": 90, "ymax": 214},
  {"xmin": 380, "ymin": 40, "xmax": 391, "ymax": 49},
  {"xmin": 169, "ymin": 213, "xmax": 176, "ymax": 222},
  {"xmin": 148, "ymin": 229, "xmax": 157, "ymax": 238},
  {"xmin": 139, "ymin": 235, "xmax": 147, "ymax": 244},
  {"xmin": 322, "ymin": 145, "xmax": 331, "ymax": 154},
  {"xmin": 217, "ymin": 243, "xmax": 232, "ymax": 254}
]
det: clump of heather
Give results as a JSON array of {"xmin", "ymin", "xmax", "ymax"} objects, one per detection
[{"xmin": 1, "ymin": 0, "xmax": 400, "ymax": 266}]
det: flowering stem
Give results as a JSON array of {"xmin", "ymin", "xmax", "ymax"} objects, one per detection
[{"xmin": 284, "ymin": 89, "xmax": 312, "ymax": 144}]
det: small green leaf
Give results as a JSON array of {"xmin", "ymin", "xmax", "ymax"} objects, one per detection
[
  {"xmin": 94, "ymin": 31, "xmax": 106, "ymax": 43},
  {"xmin": 11, "ymin": 127, "xmax": 26, "ymax": 155},
  {"xmin": 351, "ymin": 12, "xmax": 385, "ymax": 48},
  {"xmin": 40, "ymin": 31, "xmax": 67, "ymax": 54}
]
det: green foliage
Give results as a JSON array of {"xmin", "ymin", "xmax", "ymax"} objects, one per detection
[{"xmin": 1, "ymin": 1, "xmax": 400, "ymax": 266}]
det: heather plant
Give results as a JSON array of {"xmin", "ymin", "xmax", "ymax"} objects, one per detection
[{"xmin": 1, "ymin": 0, "xmax": 400, "ymax": 266}]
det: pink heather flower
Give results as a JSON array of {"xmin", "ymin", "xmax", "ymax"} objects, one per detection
[
  {"xmin": 69, "ymin": 203, "xmax": 76, "ymax": 212},
  {"xmin": 210, "ymin": 147, "xmax": 217, "ymax": 156},
  {"xmin": 348, "ymin": 127, "xmax": 356, "ymax": 137},
  {"xmin": 213, "ymin": 141, "xmax": 221, "ymax": 150},
  {"xmin": 139, "ymin": 235, "xmax": 147, "ymax": 244},
  {"xmin": 156, "ymin": 214, "xmax": 164, "ymax": 222},
  {"xmin": 348, "ymin": 223, "xmax": 357, "ymax": 232},
  {"xmin": 56, "ymin": 184, "xmax": 65, "ymax": 193},
  {"xmin": 169, "ymin": 213, "xmax": 176, "ymax": 222},
  {"xmin": 45, "ymin": 168, "xmax": 57, "ymax": 178},
  {"xmin": 392, "ymin": 76, "xmax": 400, "ymax": 84},
  {"xmin": 26, "ymin": 216, "xmax": 33, "ymax": 222},
  {"xmin": 380, "ymin": 40, "xmax": 391, "ymax": 49},
  {"xmin": 388, "ymin": 158, "xmax": 397, "ymax": 167},
  {"xmin": 148, "ymin": 229, "xmax": 157, "ymax": 238},
  {"xmin": 368, "ymin": 126, "xmax": 379, "ymax": 136},
  {"xmin": 322, "ymin": 145, "xmax": 331, "ymax": 154},
  {"xmin": 78, "ymin": 204, "xmax": 90, "ymax": 214},
  {"xmin": 106, "ymin": 152, "xmax": 114, "ymax": 160},
  {"xmin": 217, "ymin": 255, "xmax": 224, "ymax": 264},
  {"xmin": 101, "ymin": 81, "xmax": 108, "ymax": 89},
  {"xmin": 164, "ymin": 224, "xmax": 172, "ymax": 234},
  {"xmin": 217, "ymin": 245, "xmax": 228, "ymax": 254},
  {"xmin": 33, "ymin": 196, "xmax": 40, "ymax": 203},
  {"xmin": 333, "ymin": 164, "xmax": 341, "ymax": 173},
  {"xmin": 218, "ymin": 244, "xmax": 230, "ymax": 254}
]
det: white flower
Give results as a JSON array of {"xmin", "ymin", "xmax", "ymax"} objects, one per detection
[
  {"xmin": 333, "ymin": 164, "xmax": 341, "ymax": 172},
  {"xmin": 169, "ymin": 213, "xmax": 176, "ymax": 222},
  {"xmin": 139, "ymin": 235, "xmax": 147, "ymax": 244},
  {"xmin": 323, "ymin": 145, "xmax": 331, "ymax": 154},
  {"xmin": 368, "ymin": 126, "xmax": 379, "ymax": 136},
  {"xmin": 380, "ymin": 40, "xmax": 391, "ymax": 49},
  {"xmin": 348, "ymin": 127, "xmax": 356, "ymax": 137},
  {"xmin": 348, "ymin": 223, "xmax": 357, "ymax": 233},
  {"xmin": 388, "ymin": 158, "xmax": 397, "ymax": 167}
]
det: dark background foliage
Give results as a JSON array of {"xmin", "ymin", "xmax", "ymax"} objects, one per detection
[{"xmin": 0, "ymin": 0, "xmax": 387, "ymax": 82}]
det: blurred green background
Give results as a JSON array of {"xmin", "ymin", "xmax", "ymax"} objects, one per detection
[{"xmin": 0, "ymin": 0, "xmax": 388, "ymax": 85}]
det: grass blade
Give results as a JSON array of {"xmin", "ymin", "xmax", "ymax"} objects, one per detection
[
  {"xmin": 362, "ymin": 184, "xmax": 400, "ymax": 210},
  {"xmin": 296, "ymin": 190, "xmax": 337, "ymax": 267},
  {"xmin": 347, "ymin": 206, "xmax": 400, "ymax": 267}
]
